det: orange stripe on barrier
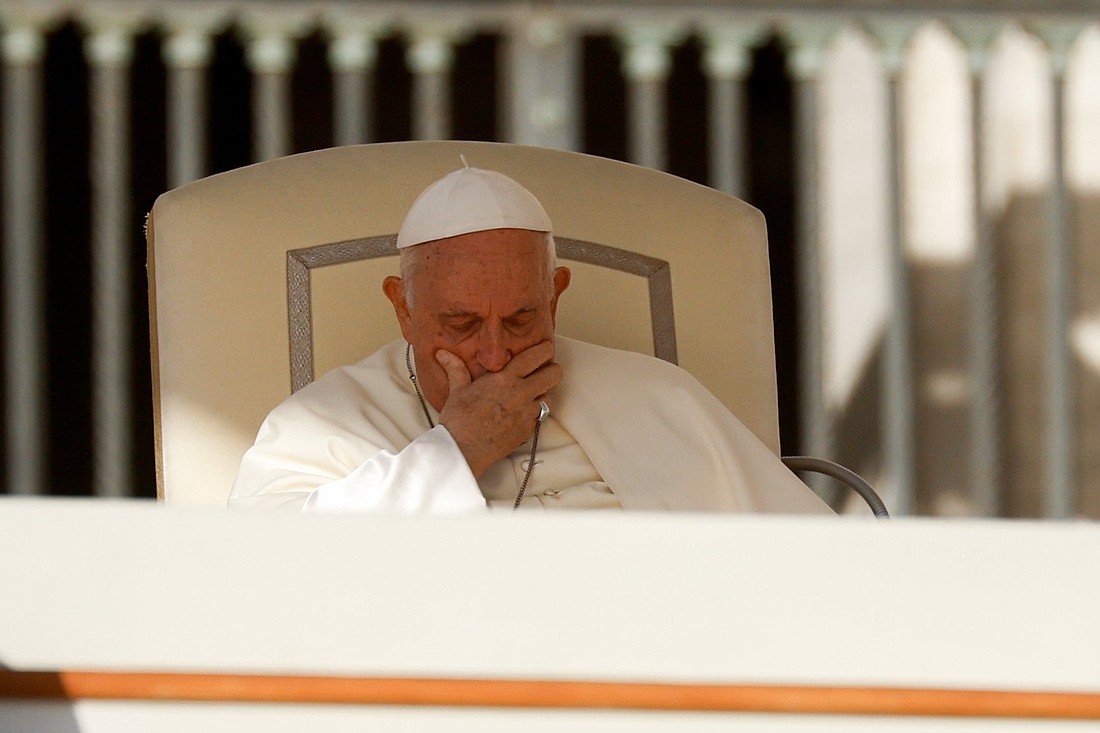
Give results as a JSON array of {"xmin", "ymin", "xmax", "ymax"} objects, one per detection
[{"xmin": 1, "ymin": 671, "xmax": 1098, "ymax": 719}]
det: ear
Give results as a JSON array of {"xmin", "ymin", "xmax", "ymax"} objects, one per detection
[
  {"xmin": 382, "ymin": 276, "xmax": 413, "ymax": 341},
  {"xmin": 550, "ymin": 266, "xmax": 571, "ymax": 324}
]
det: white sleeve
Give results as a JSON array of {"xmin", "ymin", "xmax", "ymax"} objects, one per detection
[
  {"xmin": 229, "ymin": 425, "xmax": 487, "ymax": 514},
  {"xmin": 301, "ymin": 426, "xmax": 486, "ymax": 514}
]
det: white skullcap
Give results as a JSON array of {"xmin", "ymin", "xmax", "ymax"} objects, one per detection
[{"xmin": 395, "ymin": 161, "xmax": 552, "ymax": 249}]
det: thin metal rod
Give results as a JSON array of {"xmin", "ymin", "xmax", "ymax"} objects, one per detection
[
  {"xmin": 2, "ymin": 48, "xmax": 46, "ymax": 495},
  {"xmin": 408, "ymin": 34, "xmax": 453, "ymax": 141},
  {"xmin": 253, "ymin": 70, "xmax": 291, "ymax": 161},
  {"xmin": 329, "ymin": 31, "xmax": 377, "ymax": 146},
  {"xmin": 167, "ymin": 64, "xmax": 207, "ymax": 188},
  {"xmin": 89, "ymin": 52, "xmax": 133, "ymax": 498},
  {"xmin": 413, "ymin": 69, "xmax": 449, "ymax": 140},
  {"xmin": 793, "ymin": 75, "xmax": 831, "ymax": 490},
  {"xmin": 333, "ymin": 67, "xmax": 373, "ymax": 146},
  {"xmin": 1044, "ymin": 63, "xmax": 1074, "ymax": 518},
  {"xmin": 707, "ymin": 74, "xmax": 745, "ymax": 197},
  {"xmin": 966, "ymin": 64, "xmax": 1001, "ymax": 516},
  {"xmin": 628, "ymin": 76, "xmax": 666, "ymax": 170},
  {"xmin": 883, "ymin": 70, "xmax": 916, "ymax": 516}
]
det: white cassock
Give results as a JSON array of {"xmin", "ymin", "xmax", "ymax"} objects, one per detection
[{"xmin": 229, "ymin": 337, "xmax": 834, "ymax": 515}]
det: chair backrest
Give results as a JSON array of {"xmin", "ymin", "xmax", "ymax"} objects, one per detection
[{"xmin": 147, "ymin": 141, "xmax": 781, "ymax": 505}]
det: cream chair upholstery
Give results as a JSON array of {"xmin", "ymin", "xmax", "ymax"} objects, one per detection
[{"xmin": 147, "ymin": 141, "xmax": 781, "ymax": 506}]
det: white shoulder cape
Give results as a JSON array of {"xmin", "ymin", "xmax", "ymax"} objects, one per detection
[
  {"xmin": 553, "ymin": 337, "xmax": 830, "ymax": 513},
  {"xmin": 232, "ymin": 337, "xmax": 832, "ymax": 514}
]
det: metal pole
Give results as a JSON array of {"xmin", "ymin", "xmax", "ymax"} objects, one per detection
[
  {"xmin": 247, "ymin": 33, "xmax": 295, "ymax": 162},
  {"xmin": 706, "ymin": 71, "xmax": 743, "ymax": 196},
  {"xmin": 786, "ymin": 24, "xmax": 836, "ymax": 497},
  {"xmin": 502, "ymin": 13, "xmax": 579, "ymax": 151},
  {"xmin": 164, "ymin": 30, "xmax": 213, "ymax": 187},
  {"xmin": 958, "ymin": 26, "xmax": 1001, "ymax": 517},
  {"xmin": 87, "ymin": 27, "xmax": 134, "ymax": 498},
  {"xmin": 621, "ymin": 25, "xmax": 681, "ymax": 171},
  {"xmin": 882, "ymin": 67, "xmax": 917, "ymax": 517},
  {"xmin": 869, "ymin": 19, "xmax": 920, "ymax": 515},
  {"xmin": 701, "ymin": 23, "xmax": 763, "ymax": 198},
  {"xmin": 1033, "ymin": 22, "xmax": 1081, "ymax": 518},
  {"xmin": 329, "ymin": 32, "xmax": 377, "ymax": 146},
  {"xmin": 2, "ymin": 27, "xmax": 46, "ymax": 495},
  {"xmin": 325, "ymin": 9, "xmax": 391, "ymax": 147},
  {"xmin": 239, "ymin": 7, "xmax": 310, "ymax": 162},
  {"xmin": 1044, "ymin": 62, "xmax": 1073, "ymax": 518},
  {"xmin": 408, "ymin": 33, "xmax": 454, "ymax": 141}
]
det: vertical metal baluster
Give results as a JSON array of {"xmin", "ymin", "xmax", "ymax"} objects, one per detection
[
  {"xmin": 328, "ymin": 25, "xmax": 381, "ymax": 147},
  {"xmin": 86, "ymin": 21, "xmax": 136, "ymax": 498},
  {"xmin": 951, "ymin": 20, "xmax": 1003, "ymax": 517},
  {"xmin": 241, "ymin": 8, "xmax": 311, "ymax": 163},
  {"xmin": 502, "ymin": 11, "xmax": 580, "ymax": 151},
  {"xmin": 163, "ymin": 19, "xmax": 220, "ymax": 188},
  {"xmin": 1, "ymin": 22, "xmax": 49, "ymax": 495},
  {"xmin": 701, "ymin": 21, "xmax": 765, "ymax": 198},
  {"xmin": 326, "ymin": 8, "xmax": 390, "ymax": 148},
  {"xmin": 620, "ymin": 23, "xmax": 684, "ymax": 171},
  {"xmin": 785, "ymin": 21, "xmax": 839, "ymax": 497},
  {"xmin": 1033, "ymin": 21, "xmax": 1083, "ymax": 519},
  {"xmin": 407, "ymin": 29, "xmax": 458, "ymax": 141},
  {"xmin": 868, "ymin": 19, "xmax": 921, "ymax": 515},
  {"xmin": 247, "ymin": 34, "xmax": 293, "ymax": 162}
]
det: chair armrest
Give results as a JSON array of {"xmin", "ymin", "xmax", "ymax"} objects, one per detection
[{"xmin": 782, "ymin": 456, "xmax": 890, "ymax": 518}]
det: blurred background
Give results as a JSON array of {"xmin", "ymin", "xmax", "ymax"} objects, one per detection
[{"xmin": 1, "ymin": 0, "xmax": 1098, "ymax": 519}]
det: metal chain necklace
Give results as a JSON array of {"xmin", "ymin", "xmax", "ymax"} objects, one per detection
[{"xmin": 405, "ymin": 343, "xmax": 543, "ymax": 509}]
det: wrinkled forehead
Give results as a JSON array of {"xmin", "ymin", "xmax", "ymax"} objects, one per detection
[{"xmin": 408, "ymin": 229, "xmax": 553, "ymax": 302}]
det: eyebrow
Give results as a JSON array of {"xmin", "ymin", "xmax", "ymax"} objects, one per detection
[{"xmin": 440, "ymin": 306, "xmax": 539, "ymax": 319}]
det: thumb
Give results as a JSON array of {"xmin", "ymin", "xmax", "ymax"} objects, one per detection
[{"xmin": 435, "ymin": 349, "xmax": 471, "ymax": 391}]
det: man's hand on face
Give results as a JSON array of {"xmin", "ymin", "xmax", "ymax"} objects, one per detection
[{"xmin": 435, "ymin": 340, "xmax": 562, "ymax": 478}]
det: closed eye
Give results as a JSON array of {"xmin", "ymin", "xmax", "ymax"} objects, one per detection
[
  {"xmin": 444, "ymin": 318, "xmax": 479, "ymax": 335},
  {"xmin": 505, "ymin": 310, "xmax": 538, "ymax": 332}
]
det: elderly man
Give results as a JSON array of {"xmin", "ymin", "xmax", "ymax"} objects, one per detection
[{"xmin": 230, "ymin": 163, "xmax": 831, "ymax": 514}]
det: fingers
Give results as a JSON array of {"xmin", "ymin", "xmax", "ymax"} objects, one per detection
[
  {"xmin": 435, "ymin": 349, "xmax": 471, "ymax": 391},
  {"xmin": 439, "ymin": 340, "xmax": 561, "ymax": 406},
  {"xmin": 505, "ymin": 340, "xmax": 555, "ymax": 377},
  {"xmin": 515, "ymin": 342, "xmax": 562, "ymax": 399},
  {"xmin": 434, "ymin": 341, "xmax": 560, "ymax": 478},
  {"xmin": 525, "ymin": 363, "xmax": 563, "ymax": 401},
  {"xmin": 493, "ymin": 340, "xmax": 561, "ymax": 398}
]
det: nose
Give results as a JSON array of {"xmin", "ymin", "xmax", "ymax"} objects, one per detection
[{"xmin": 477, "ymin": 325, "xmax": 512, "ymax": 373}]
